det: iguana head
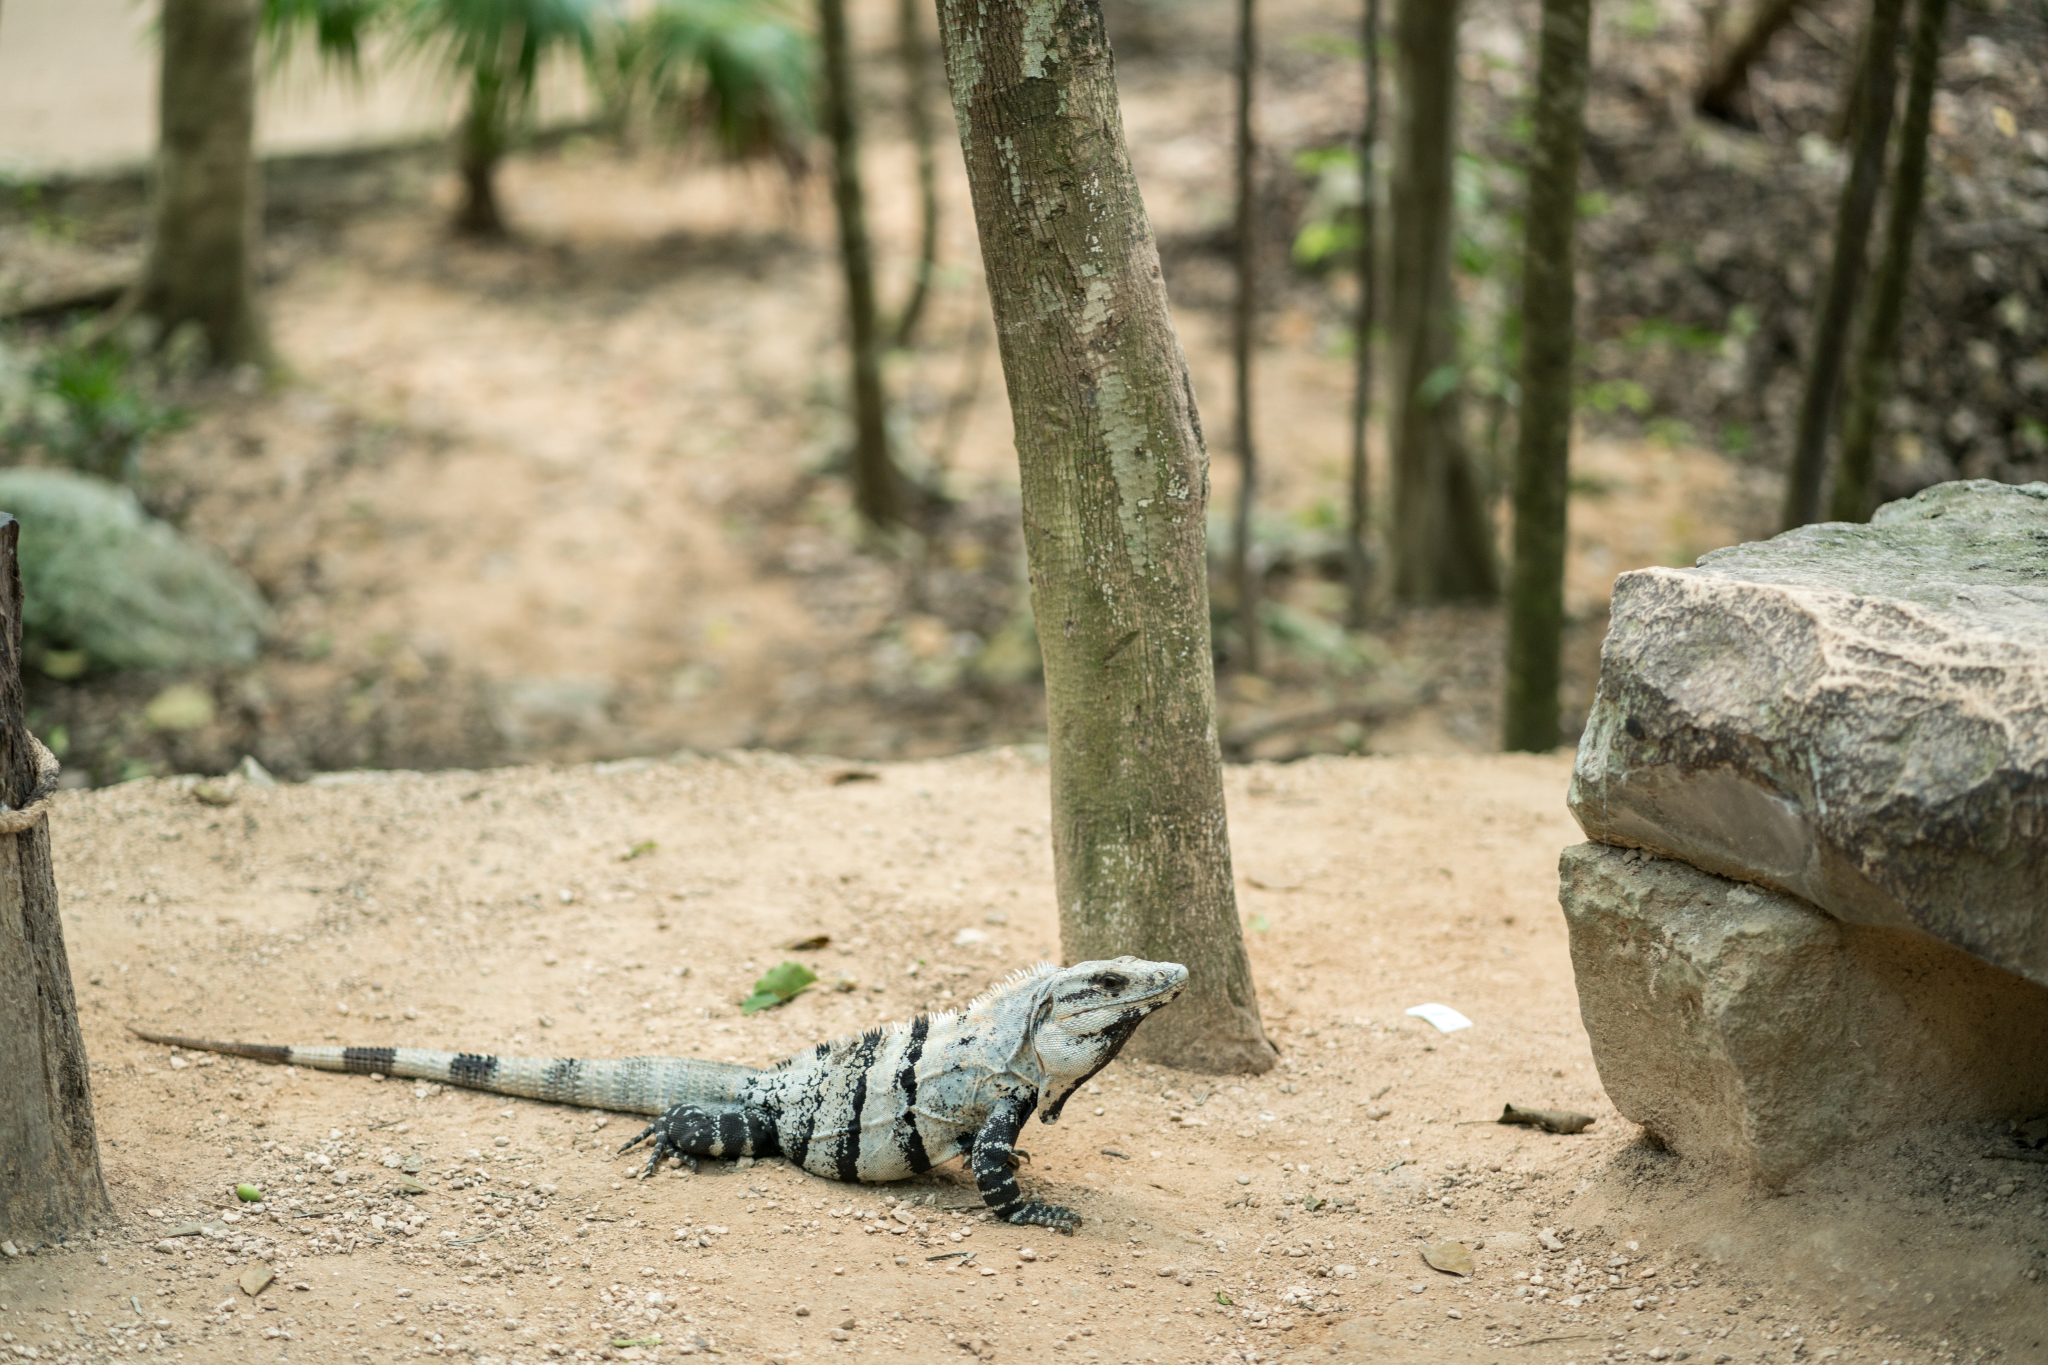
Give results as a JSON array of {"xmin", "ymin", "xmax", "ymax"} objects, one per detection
[{"xmin": 1028, "ymin": 956, "xmax": 1188, "ymax": 1123}]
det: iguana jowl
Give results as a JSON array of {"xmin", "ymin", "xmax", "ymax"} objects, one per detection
[{"xmin": 130, "ymin": 956, "xmax": 1187, "ymax": 1232}]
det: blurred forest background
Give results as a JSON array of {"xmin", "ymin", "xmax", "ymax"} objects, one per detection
[{"xmin": 0, "ymin": 0, "xmax": 2041, "ymax": 786}]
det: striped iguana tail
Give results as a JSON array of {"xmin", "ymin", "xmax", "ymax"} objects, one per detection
[{"xmin": 125, "ymin": 1026, "xmax": 759, "ymax": 1117}]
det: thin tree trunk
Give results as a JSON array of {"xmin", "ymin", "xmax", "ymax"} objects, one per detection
[
  {"xmin": 1781, "ymin": 0, "xmax": 1906, "ymax": 530},
  {"xmin": 891, "ymin": 0, "xmax": 941, "ymax": 350},
  {"xmin": 1344, "ymin": 0, "xmax": 1382, "ymax": 631},
  {"xmin": 1388, "ymin": 0, "xmax": 1497, "ymax": 604},
  {"xmin": 454, "ymin": 68, "xmax": 510, "ymax": 237},
  {"xmin": 0, "ymin": 517, "xmax": 110, "ymax": 1246},
  {"xmin": 1831, "ymin": 0, "xmax": 1947, "ymax": 523},
  {"xmin": 1698, "ymin": 0, "xmax": 1804, "ymax": 121},
  {"xmin": 1502, "ymin": 0, "xmax": 1593, "ymax": 754},
  {"xmin": 1230, "ymin": 0, "xmax": 1261, "ymax": 674},
  {"xmin": 821, "ymin": 0, "xmax": 906, "ymax": 527},
  {"xmin": 133, "ymin": 0, "xmax": 270, "ymax": 368},
  {"xmin": 932, "ymin": 0, "xmax": 1276, "ymax": 1074}
]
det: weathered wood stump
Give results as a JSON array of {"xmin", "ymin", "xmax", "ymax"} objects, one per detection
[{"xmin": 0, "ymin": 513, "xmax": 110, "ymax": 1245}]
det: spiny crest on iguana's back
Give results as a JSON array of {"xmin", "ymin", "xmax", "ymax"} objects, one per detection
[{"xmin": 767, "ymin": 960, "xmax": 1062, "ymax": 1072}]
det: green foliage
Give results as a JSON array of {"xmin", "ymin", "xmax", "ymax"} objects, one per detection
[
  {"xmin": 1580, "ymin": 378, "xmax": 1651, "ymax": 416},
  {"xmin": 265, "ymin": 0, "xmax": 811, "ymax": 201},
  {"xmin": 741, "ymin": 960, "xmax": 817, "ymax": 1013},
  {"xmin": 596, "ymin": 0, "xmax": 812, "ymax": 161},
  {"xmin": 263, "ymin": 0, "xmax": 383, "ymax": 69},
  {"xmin": 0, "ymin": 469, "xmax": 272, "ymax": 673},
  {"xmin": 1291, "ymin": 146, "xmax": 1364, "ymax": 270},
  {"xmin": 0, "ymin": 329, "xmax": 186, "ymax": 485},
  {"xmin": 1622, "ymin": 317, "xmax": 1725, "ymax": 353}
]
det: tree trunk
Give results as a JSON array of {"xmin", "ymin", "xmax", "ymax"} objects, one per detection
[
  {"xmin": 822, "ymin": 0, "xmax": 906, "ymax": 528},
  {"xmin": 1387, "ymin": 0, "xmax": 1497, "ymax": 604},
  {"xmin": 133, "ymin": 0, "xmax": 270, "ymax": 368},
  {"xmin": 932, "ymin": 0, "xmax": 1276, "ymax": 1074},
  {"xmin": 1781, "ymin": 0, "xmax": 1906, "ymax": 530},
  {"xmin": 1831, "ymin": 0, "xmax": 1948, "ymax": 523},
  {"xmin": 0, "ymin": 517, "xmax": 110, "ymax": 1246},
  {"xmin": 891, "ymin": 0, "xmax": 942, "ymax": 350},
  {"xmin": 1502, "ymin": 0, "xmax": 1593, "ymax": 754},
  {"xmin": 1229, "ymin": 0, "xmax": 1262, "ymax": 674},
  {"xmin": 1344, "ymin": 0, "xmax": 1383, "ymax": 631},
  {"xmin": 1697, "ymin": 0, "xmax": 1804, "ymax": 121},
  {"xmin": 454, "ymin": 68, "xmax": 510, "ymax": 238}
]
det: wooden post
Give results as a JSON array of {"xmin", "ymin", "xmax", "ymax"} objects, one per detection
[{"xmin": 0, "ymin": 514, "xmax": 110, "ymax": 1245}]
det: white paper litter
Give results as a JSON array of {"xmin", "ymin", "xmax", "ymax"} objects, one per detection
[{"xmin": 1405, "ymin": 1002, "xmax": 1473, "ymax": 1034}]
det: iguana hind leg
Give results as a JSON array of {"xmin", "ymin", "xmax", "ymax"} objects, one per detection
[
  {"xmin": 970, "ymin": 1096, "xmax": 1078, "ymax": 1233},
  {"xmin": 618, "ymin": 1104, "xmax": 778, "ymax": 1179}
]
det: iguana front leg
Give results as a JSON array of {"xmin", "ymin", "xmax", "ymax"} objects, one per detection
[{"xmin": 970, "ymin": 1095, "xmax": 1079, "ymax": 1233}]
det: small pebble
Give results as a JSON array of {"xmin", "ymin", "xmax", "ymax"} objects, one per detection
[
  {"xmin": 1236, "ymin": 1176, "xmax": 1251, "ymax": 1186},
  {"xmin": 795, "ymin": 1306, "xmax": 810, "ymax": 1317},
  {"xmin": 1020, "ymin": 1249, "xmax": 1037, "ymax": 1262},
  {"xmin": 1409, "ymin": 1283, "xmax": 1428, "ymax": 1294},
  {"xmin": 1446, "ymin": 1309, "xmax": 1462, "ymax": 1320}
]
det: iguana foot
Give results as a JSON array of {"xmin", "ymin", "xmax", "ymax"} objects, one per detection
[
  {"xmin": 1004, "ymin": 1202, "xmax": 1080, "ymax": 1234},
  {"xmin": 618, "ymin": 1106, "xmax": 704, "ymax": 1179}
]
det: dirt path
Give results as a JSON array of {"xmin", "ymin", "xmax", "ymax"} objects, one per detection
[{"xmin": 4, "ymin": 751, "xmax": 2036, "ymax": 1364}]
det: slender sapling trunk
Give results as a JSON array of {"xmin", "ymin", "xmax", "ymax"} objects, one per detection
[
  {"xmin": 1831, "ymin": 0, "xmax": 1948, "ymax": 523},
  {"xmin": 1502, "ymin": 0, "xmax": 1593, "ymax": 753},
  {"xmin": 892, "ymin": 0, "xmax": 942, "ymax": 350},
  {"xmin": 1781, "ymin": 0, "xmax": 1906, "ymax": 529},
  {"xmin": 1230, "ymin": 0, "xmax": 1261, "ymax": 674},
  {"xmin": 1344, "ymin": 0, "xmax": 1383, "ymax": 631},
  {"xmin": 822, "ymin": 0, "xmax": 906, "ymax": 527}
]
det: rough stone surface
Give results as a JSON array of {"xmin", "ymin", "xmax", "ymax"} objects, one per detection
[
  {"xmin": 1570, "ymin": 480, "xmax": 2048, "ymax": 988},
  {"xmin": 1561, "ymin": 842, "xmax": 2048, "ymax": 1188}
]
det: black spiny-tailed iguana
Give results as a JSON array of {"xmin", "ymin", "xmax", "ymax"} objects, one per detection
[{"xmin": 130, "ymin": 955, "xmax": 1186, "ymax": 1232}]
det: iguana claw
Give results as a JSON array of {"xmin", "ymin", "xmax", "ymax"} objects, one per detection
[{"xmin": 1005, "ymin": 1202, "xmax": 1081, "ymax": 1234}]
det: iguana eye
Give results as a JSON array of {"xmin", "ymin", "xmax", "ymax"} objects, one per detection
[{"xmin": 1093, "ymin": 973, "xmax": 1128, "ymax": 992}]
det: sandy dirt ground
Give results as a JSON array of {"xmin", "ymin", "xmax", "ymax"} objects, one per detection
[{"xmin": 3, "ymin": 751, "xmax": 2041, "ymax": 1365}]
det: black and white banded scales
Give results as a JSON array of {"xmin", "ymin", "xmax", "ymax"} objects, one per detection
[{"xmin": 130, "ymin": 956, "xmax": 1186, "ymax": 1232}]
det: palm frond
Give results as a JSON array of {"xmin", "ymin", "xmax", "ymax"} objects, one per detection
[
  {"xmin": 262, "ymin": 0, "xmax": 388, "ymax": 71},
  {"xmin": 394, "ymin": 0, "xmax": 616, "ymax": 109},
  {"xmin": 605, "ymin": 0, "xmax": 814, "ymax": 162}
]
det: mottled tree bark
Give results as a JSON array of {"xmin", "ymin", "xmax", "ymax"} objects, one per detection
[
  {"xmin": 1502, "ymin": 0, "xmax": 1592, "ymax": 754},
  {"xmin": 1831, "ymin": 0, "xmax": 1948, "ymax": 523},
  {"xmin": 1344, "ymin": 0, "xmax": 1383, "ymax": 631},
  {"xmin": 891, "ymin": 0, "xmax": 942, "ymax": 350},
  {"xmin": 1781, "ymin": 0, "xmax": 1905, "ymax": 529},
  {"xmin": 0, "ymin": 517, "xmax": 109, "ymax": 1246},
  {"xmin": 822, "ymin": 0, "xmax": 907, "ymax": 526},
  {"xmin": 1229, "ymin": 0, "xmax": 1262, "ymax": 673},
  {"xmin": 1387, "ymin": 0, "xmax": 1497, "ymax": 603},
  {"xmin": 133, "ymin": 0, "xmax": 271, "ymax": 368},
  {"xmin": 933, "ymin": 0, "xmax": 1275, "ymax": 1073}
]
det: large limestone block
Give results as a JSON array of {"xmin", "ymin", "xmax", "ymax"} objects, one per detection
[
  {"xmin": 1570, "ymin": 480, "xmax": 2048, "ymax": 987},
  {"xmin": 1561, "ymin": 842, "xmax": 2048, "ymax": 1187}
]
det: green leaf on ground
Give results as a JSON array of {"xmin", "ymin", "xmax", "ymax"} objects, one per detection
[{"xmin": 740, "ymin": 960, "xmax": 818, "ymax": 1014}]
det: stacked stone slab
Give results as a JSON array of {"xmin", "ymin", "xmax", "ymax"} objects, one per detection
[{"xmin": 1561, "ymin": 480, "xmax": 2048, "ymax": 1186}]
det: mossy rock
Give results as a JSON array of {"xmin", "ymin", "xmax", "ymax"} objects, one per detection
[{"xmin": 0, "ymin": 468, "xmax": 271, "ymax": 672}]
